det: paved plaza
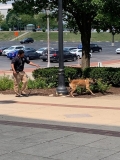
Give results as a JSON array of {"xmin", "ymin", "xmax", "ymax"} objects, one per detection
[
  {"xmin": 0, "ymin": 94, "xmax": 120, "ymax": 160},
  {"xmin": 0, "ymin": 60, "xmax": 120, "ymax": 160}
]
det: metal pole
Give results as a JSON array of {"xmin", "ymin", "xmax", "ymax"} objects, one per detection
[
  {"xmin": 47, "ymin": 10, "xmax": 50, "ymax": 67},
  {"xmin": 56, "ymin": 0, "xmax": 68, "ymax": 95}
]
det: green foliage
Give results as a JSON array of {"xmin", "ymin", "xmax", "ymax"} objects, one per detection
[
  {"xmin": 42, "ymin": 28, "xmax": 46, "ymax": 32},
  {"xmin": 90, "ymin": 79, "xmax": 111, "ymax": 93},
  {"xmin": 32, "ymin": 67, "xmax": 82, "ymax": 87},
  {"xmin": 1, "ymin": 20, "xmax": 9, "ymax": 31},
  {"xmin": 0, "ymin": 11, "xmax": 4, "ymax": 25},
  {"xmin": 0, "ymin": 76, "xmax": 13, "ymax": 91},
  {"xmin": 83, "ymin": 67, "xmax": 120, "ymax": 86},
  {"xmin": 28, "ymin": 78, "xmax": 47, "ymax": 89}
]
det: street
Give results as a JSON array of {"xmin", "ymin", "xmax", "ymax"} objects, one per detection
[{"xmin": 0, "ymin": 41, "xmax": 119, "ymax": 70}]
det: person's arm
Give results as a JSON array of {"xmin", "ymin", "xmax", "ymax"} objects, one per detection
[
  {"xmin": 11, "ymin": 60, "xmax": 17, "ymax": 74},
  {"xmin": 29, "ymin": 61, "xmax": 40, "ymax": 68}
]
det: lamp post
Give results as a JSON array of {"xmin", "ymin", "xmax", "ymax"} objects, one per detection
[
  {"xmin": 46, "ymin": 8, "xmax": 50, "ymax": 67},
  {"xmin": 56, "ymin": 0, "xmax": 68, "ymax": 95}
]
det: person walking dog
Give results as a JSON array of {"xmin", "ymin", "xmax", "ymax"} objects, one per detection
[{"xmin": 11, "ymin": 50, "xmax": 40, "ymax": 97}]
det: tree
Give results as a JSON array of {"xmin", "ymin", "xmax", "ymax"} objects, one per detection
[
  {"xmin": 35, "ymin": 12, "xmax": 58, "ymax": 29},
  {"xmin": 1, "ymin": 20, "xmax": 9, "ymax": 31},
  {"xmin": 0, "ymin": 11, "xmax": 4, "ymax": 26},
  {"xmin": 2, "ymin": 0, "xmax": 120, "ymax": 68},
  {"xmin": 6, "ymin": 10, "xmax": 36, "ymax": 30}
]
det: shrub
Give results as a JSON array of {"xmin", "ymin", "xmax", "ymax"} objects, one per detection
[
  {"xmin": 32, "ymin": 67, "xmax": 82, "ymax": 87},
  {"xmin": 83, "ymin": 67, "xmax": 120, "ymax": 86},
  {"xmin": 90, "ymin": 79, "xmax": 111, "ymax": 93},
  {"xmin": 28, "ymin": 78, "xmax": 47, "ymax": 89},
  {"xmin": 0, "ymin": 76, "xmax": 13, "ymax": 91}
]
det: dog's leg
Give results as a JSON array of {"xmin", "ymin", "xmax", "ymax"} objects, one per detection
[
  {"xmin": 86, "ymin": 87, "xmax": 95, "ymax": 95},
  {"xmin": 70, "ymin": 87, "xmax": 76, "ymax": 97}
]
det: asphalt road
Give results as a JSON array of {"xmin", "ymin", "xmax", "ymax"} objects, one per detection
[{"xmin": 0, "ymin": 41, "xmax": 120, "ymax": 70}]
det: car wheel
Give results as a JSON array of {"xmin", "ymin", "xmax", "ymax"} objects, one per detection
[
  {"xmin": 99, "ymin": 49, "xmax": 102, "ymax": 52},
  {"xmin": 77, "ymin": 55, "xmax": 80, "ymax": 59},
  {"xmin": 72, "ymin": 57, "xmax": 77, "ymax": 61},
  {"xmin": 43, "ymin": 59, "xmax": 46, "ymax": 62}
]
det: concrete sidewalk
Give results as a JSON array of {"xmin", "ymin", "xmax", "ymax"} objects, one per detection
[
  {"xmin": 0, "ymin": 59, "xmax": 120, "ymax": 160},
  {"xmin": 0, "ymin": 94, "xmax": 120, "ymax": 160}
]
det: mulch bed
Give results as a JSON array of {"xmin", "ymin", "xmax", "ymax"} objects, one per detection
[{"xmin": 0, "ymin": 87, "xmax": 120, "ymax": 98}]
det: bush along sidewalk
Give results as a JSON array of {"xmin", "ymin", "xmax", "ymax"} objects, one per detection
[
  {"xmin": 0, "ymin": 66, "xmax": 120, "ymax": 94},
  {"xmin": 33, "ymin": 66, "xmax": 120, "ymax": 93}
]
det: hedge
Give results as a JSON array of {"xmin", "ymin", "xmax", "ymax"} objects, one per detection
[
  {"xmin": 32, "ymin": 66, "xmax": 82, "ymax": 87},
  {"xmin": 32, "ymin": 67, "xmax": 120, "ymax": 87}
]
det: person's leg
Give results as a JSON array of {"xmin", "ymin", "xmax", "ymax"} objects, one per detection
[
  {"xmin": 21, "ymin": 71, "xmax": 28, "ymax": 95},
  {"xmin": 13, "ymin": 73, "xmax": 21, "ymax": 96}
]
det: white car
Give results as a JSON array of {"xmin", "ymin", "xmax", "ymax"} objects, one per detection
[
  {"xmin": 70, "ymin": 49, "xmax": 92, "ymax": 58},
  {"xmin": 36, "ymin": 47, "xmax": 54, "ymax": 55},
  {"xmin": 2, "ymin": 45, "xmax": 25, "ymax": 56},
  {"xmin": 116, "ymin": 48, "xmax": 120, "ymax": 54}
]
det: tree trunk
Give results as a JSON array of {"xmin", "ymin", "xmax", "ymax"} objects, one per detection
[
  {"xmin": 81, "ymin": 14, "xmax": 91, "ymax": 69},
  {"xmin": 111, "ymin": 33, "xmax": 115, "ymax": 46}
]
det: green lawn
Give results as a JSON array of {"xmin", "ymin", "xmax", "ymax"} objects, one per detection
[
  {"xmin": 0, "ymin": 31, "xmax": 24, "ymax": 41},
  {"xmin": 0, "ymin": 31, "xmax": 120, "ymax": 42}
]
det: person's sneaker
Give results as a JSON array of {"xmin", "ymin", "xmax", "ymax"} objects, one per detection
[
  {"xmin": 21, "ymin": 91, "xmax": 28, "ymax": 97},
  {"xmin": 15, "ymin": 93, "xmax": 21, "ymax": 97}
]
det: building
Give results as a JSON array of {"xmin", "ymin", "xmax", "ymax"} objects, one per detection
[{"xmin": 0, "ymin": 3, "xmax": 12, "ymax": 18}]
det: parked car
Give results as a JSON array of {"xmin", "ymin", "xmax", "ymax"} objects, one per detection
[
  {"xmin": 116, "ymin": 48, "xmax": 120, "ymax": 54},
  {"xmin": 64, "ymin": 47, "xmax": 77, "ymax": 52},
  {"xmin": 2, "ymin": 45, "xmax": 25, "ymax": 56},
  {"xmin": 7, "ymin": 50, "xmax": 18, "ymax": 59},
  {"xmin": 41, "ymin": 50, "xmax": 77, "ymax": 62},
  {"xmin": 78, "ymin": 44, "xmax": 102, "ymax": 53},
  {"xmin": 24, "ymin": 51, "xmax": 40, "ymax": 60},
  {"xmin": 20, "ymin": 38, "xmax": 34, "ymax": 44},
  {"xmin": 36, "ymin": 47, "xmax": 54, "ymax": 57},
  {"xmin": 70, "ymin": 49, "xmax": 92, "ymax": 58},
  {"xmin": 0, "ymin": 47, "xmax": 8, "ymax": 55},
  {"xmin": 7, "ymin": 47, "xmax": 36, "ymax": 59}
]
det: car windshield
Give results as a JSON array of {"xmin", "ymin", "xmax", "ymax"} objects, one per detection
[
  {"xmin": 64, "ymin": 48, "xmax": 69, "ymax": 51},
  {"xmin": 71, "ymin": 49, "xmax": 77, "ymax": 52},
  {"xmin": 38, "ymin": 48, "xmax": 46, "ymax": 51},
  {"xmin": 8, "ymin": 47, "xmax": 15, "ymax": 50},
  {"xmin": 16, "ymin": 47, "xmax": 23, "ymax": 49},
  {"xmin": 24, "ymin": 48, "xmax": 31, "ymax": 50}
]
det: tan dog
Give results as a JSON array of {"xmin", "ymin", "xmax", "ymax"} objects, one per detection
[{"xmin": 69, "ymin": 78, "xmax": 95, "ymax": 97}]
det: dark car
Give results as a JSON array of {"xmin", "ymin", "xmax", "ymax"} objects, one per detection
[
  {"xmin": 0, "ymin": 47, "xmax": 8, "ymax": 55},
  {"xmin": 41, "ymin": 50, "xmax": 77, "ymax": 62},
  {"xmin": 24, "ymin": 51, "xmax": 40, "ymax": 60},
  {"xmin": 90, "ymin": 44, "xmax": 102, "ymax": 53},
  {"xmin": 78, "ymin": 43, "xmax": 102, "ymax": 53},
  {"xmin": 20, "ymin": 38, "xmax": 34, "ymax": 44}
]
